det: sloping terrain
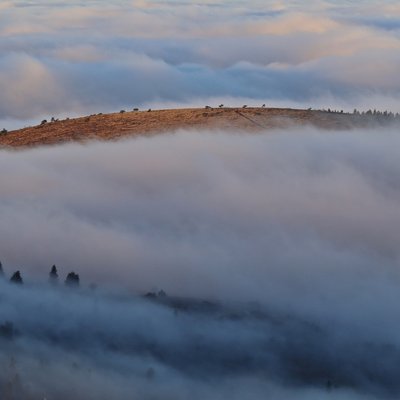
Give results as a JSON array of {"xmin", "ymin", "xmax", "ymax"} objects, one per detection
[{"xmin": 0, "ymin": 107, "xmax": 397, "ymax": 149}]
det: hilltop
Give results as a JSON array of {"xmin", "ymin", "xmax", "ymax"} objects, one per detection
[{"xmin": 0, "ymin": 107, "xmax": 398, "ymax": 149}]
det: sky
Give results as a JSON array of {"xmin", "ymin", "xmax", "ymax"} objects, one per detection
[{"xmin": 1, "ymin": 0, "xmax": 400, "ymax": 128}]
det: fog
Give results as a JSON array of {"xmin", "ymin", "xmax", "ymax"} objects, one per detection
[
  {"xmin": 1, "ymin": 0, "xmax": 400, "ymax": 128},
  {"xmin": 1, "ymin": 127, "xmax": 400, "ymax": 398}
]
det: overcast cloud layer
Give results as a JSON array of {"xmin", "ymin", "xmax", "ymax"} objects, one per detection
[
  {"xmin": 2, "ymin": 128, "xmax": 400, "ymax": 398},
  {"xmin": 2, "ymin": 128, "xmax": 400, "ymax": 314},
  {"xmin": 1, "ymin": 1, "xmax": 400, "ymax": 128}
]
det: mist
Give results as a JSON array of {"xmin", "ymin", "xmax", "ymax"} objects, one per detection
[{"xmin": 1, "ymin": 127, "xmax": 400, "ymax": 398}]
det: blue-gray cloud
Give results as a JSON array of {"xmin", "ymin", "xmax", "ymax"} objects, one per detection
[{"xmin": 1, "ymin": 127, "xmax": 400, "ymax": 398}]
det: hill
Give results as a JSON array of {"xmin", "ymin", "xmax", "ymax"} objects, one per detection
[{"xmin": 0, "ymin": 107, "xmax": 398, "ymax": 149}]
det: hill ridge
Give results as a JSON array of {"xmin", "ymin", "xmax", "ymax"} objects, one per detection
[{"xmin": 0, "ymin": 107, "xmax": 398, "ymax": 149}]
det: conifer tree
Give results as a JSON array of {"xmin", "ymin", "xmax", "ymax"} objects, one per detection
[
  {"xmin": 49, "ymin": 265, "xmax": 59, "ymax": 284},
  {"xmin": 10, "ymin": 271, "xmax": 23, "ymax": 285},
  {"xmin": 65, "ymin": 272, "xmax": 80, "ymax": 287}
]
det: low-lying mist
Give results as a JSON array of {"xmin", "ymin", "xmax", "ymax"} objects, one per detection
[{"xmin": 1, "ymin": 127, "xmax": 400, "ymax": 398}]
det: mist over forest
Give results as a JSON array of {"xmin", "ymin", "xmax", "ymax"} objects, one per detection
[{"xmin": 1, "ymin": 127, "xmax": 400, "ymax": 398}]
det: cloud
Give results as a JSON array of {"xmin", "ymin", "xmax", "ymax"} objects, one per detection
[
  {"xmin": 0, "ymin": 54, "xmax": 64, "ymax": 119},
  {"xmin": 1, "ymin": 127, "xmax": 400, "ymax": 397},
  {"xmin": 1, "ymin": 1, "xmax": 400, "ymax": 128}
]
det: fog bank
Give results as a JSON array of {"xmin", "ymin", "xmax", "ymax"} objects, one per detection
[{"xmin": 1, "ymin": 127, "xmax": 400, "ymax": 398}]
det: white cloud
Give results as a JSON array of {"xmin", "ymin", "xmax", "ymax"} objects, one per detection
[
  {"xmin": 1, "ymin": 127, "xmax": 400, "ymax": 397},
  {"xmin": 0, "ymin": 0, "xmax": 400, "ymax": 127}
]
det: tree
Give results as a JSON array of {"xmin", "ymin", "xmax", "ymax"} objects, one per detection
[
  {"xmin": 10, "ymin": 271, "xmax": 23, "ymax": 285},
  {"xmin": 0, "ymin": 261, "xmax": 4, "ymax": 277},
  {"xmin": 65, "ymin": 272, "xmax": 80, "ymax": 287},
  {"xmin": 49, "ymin": 265, "xmax": 59, "ymax": 284}
]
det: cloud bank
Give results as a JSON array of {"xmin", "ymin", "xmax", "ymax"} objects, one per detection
[
  {"xmin": 1, "ymin": 1, "xmax": 400, "ymax": 128},
  {"xmin": 1, "ymin": 127, "xmax": 400, "ymax": 397}
]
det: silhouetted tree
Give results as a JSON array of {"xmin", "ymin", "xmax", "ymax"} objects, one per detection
[
  {"xmin": 65, "ymin": 272, "xmax": 80, "ymax": 287},
  {"xmin": 0, "ymin": 261, "xmax": 4, "ymax": 277},
  {"xmin": 10, "ymin": 271, "xmax": 23, "ymax": 285},
  {"xmin": 49, "ymin": 265, "xmax": 59, "ymax": 284}
]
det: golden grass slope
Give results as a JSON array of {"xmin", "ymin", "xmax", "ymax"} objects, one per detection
[{"xmin": 0, "ymin": 107, "xmax": 392, "ymax": 149}]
